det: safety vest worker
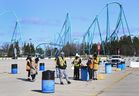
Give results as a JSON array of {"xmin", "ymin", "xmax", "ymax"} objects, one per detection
[
  {"xmin": 87, "ymin": 55, "xmax": 94, "ymax": 69},
  {"xmin": 93, "ymin": 53, "xmax": 100, "ymax": 80},
  {"xmin": 57, "ymin": 52, "xmax": 71, "ymax": 84},
  {"xmin": 87, "ymin": 55, "xmax": 94, "ymax": 80},
  {"xmin": 73, "ymin": 58, "xmax": 81, "ymax": 67},
  {"xmin": 93, "ymin": 56, "xmax": 99, "ymax": 70},
  {"xmin": 72, "ymin": 53, "xmax": 81, "ymax": 80},
  {"xmin": 57, "ymin": 56, "xmax": 67, "ymax": 69}
]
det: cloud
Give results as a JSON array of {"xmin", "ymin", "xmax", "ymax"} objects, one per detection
[{"xmin": 19, "ymin": 17, "xmax": 60, "ymax": 26}]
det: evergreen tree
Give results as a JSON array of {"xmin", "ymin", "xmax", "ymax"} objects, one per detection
[
  {"xmin": 133, "ymin": 36, "xmax": 139, "ymax": 55},
  {"xmin": 22, "ymin": 43, "xmax": 35, "ymax": 56},
  {"xmin": 7, "ymin": 44, "xmax": 14, "ymax": 57}
]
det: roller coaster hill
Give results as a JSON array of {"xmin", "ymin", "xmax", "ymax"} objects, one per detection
[
  {"xmin": 0, "ymin": 2, "xmax": 137, "ymax": 58},
  {"xmin": 36, "ymin": 2, "xmax": 136, "ymax": 58}
]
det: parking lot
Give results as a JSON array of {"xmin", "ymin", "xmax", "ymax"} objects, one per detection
[{"xmin": 0, "ymin": 57, "xmax": 138, "ymax": 96}]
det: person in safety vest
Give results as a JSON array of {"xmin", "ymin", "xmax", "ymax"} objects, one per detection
[
  {"xmin": 93, "ymin": 53, "xmax": 100, "ymax": 80},
  {"xmin": 56, "ymin": 52, "xmax": 71, "ymax": 85},
  {"xmin": 26, "ymin": 55, "xmax": 32, "ymax": 81},
  {"xmin": 30, "ymin": 57, "xmax": 38, "ymax": 82},
  {"xmin": 72, "ymin": 53, "xmax": 82, "ymax": 80},
  {"xmin": 86, "ymin": 55, "xmax": 93, "ymax": 80}
]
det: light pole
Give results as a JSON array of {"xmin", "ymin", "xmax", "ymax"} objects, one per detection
[{"xmin": 29, "ymin": 38, "xmax": 32, "ymax": 55}]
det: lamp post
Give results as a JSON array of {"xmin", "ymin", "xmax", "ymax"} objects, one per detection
[
  {"xmin": 97, "ymin": 42, "xmax": 101, "ymax": 55},
  {"xmin": 29, "ymin": 38, "xmax": 32, "ymax": 55}
]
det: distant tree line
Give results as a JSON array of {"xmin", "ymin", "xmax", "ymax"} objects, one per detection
[
  {"xmin": 0, "ymin": 42, "xmax": 35, "ymax": 57},
  {"xmin": 61, "ymin": 35, "xmax": 139, "ymax": 56},
  {"xmin": 0, "ymin": 35, "xmax": 139, "ymax": 58}
]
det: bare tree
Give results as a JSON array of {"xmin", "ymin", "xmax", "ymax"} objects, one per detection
[{"xmin": 0, "ymin": 43, "xmax": 9, "ymax": 57}]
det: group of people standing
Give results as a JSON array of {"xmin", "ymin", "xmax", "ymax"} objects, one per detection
[
  {"xmin": 86, "ymin": 53, "xmax": 100, "ymax": 80},
  {"xmin": 72, "ymin": 53, "xmax": 100, "ymax": 80},
  {"xmin": 55, "ymin": 52, "xmax": 100, "ymax": 85},
  {"xmin": 26, "ymin": 55, "xmax": 39, "ymax": 82},
  {"xmin": 25, "ymin": 52, "xmax": 99, "ymax": 83}
]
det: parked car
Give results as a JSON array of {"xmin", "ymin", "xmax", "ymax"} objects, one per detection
[{"xmin": 108, "ymin": 55, "xmax": 125, "ymax": 67}]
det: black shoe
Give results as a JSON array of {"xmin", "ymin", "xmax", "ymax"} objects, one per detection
[
  {"xmin": 31, "ymin": 78, "xmax": 36, "ymax": 82},
  {"xmin": 60, "ymin": 82, "xmax": 64, "ymax": 85},
  {"xmin": 67, "ymin": 81, "xmax": 71, "ymax": 84},
  {"xmin": 27, "ymin": 78, "xmax": 31, "ymax": 81},
  {"xmin": 74, "ymin": 78, "xmax": 77, "ymax": 80},
  {"xmin": 74, "ymin": 77, "xmax": 79, "ymax": 80}
]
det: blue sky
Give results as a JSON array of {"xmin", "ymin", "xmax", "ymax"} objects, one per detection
[{"xmin": 0, "ymin": 0, "xmax": 139, "ymax": 46}]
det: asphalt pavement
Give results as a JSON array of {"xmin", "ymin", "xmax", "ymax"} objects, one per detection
[{"xmin": 0, "ymin": 58, "xmax": 138, "ymax": 96}]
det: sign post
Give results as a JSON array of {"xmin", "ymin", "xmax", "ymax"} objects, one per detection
[{"xmin": 97, "ymin": 42, "xmax": 101, "ymax": 55}]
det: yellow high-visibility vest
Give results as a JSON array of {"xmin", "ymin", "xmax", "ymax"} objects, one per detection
[
  {"xmin": 73, "ymin": 58, "xmax": 80, "ymax": 67},
  {"xmin": 58, "ymin": 57, "xmax": 66, "ymax": 67},
  {"xmin": 26, "ymin": 60, "xmax": 31, "ymax": 71},
  {"xmin": 93, "ymin": 57, "xmax": 99, "ymax": 70}
]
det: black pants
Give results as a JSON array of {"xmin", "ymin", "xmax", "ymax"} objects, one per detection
[
  {"xmin": 74, "ymin": 67, "xmax": 80, "ymax": 80},
  {"xmin": 88, "ymin": 68, "xmax": 93, "ymax": 79},
  {"xmin": 27, "ymin": 70, "xmax": 30, "ymax": 78},
  {"xmin": 31, "ymin": 74, "xmax": 36, "ymax": 80}
]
